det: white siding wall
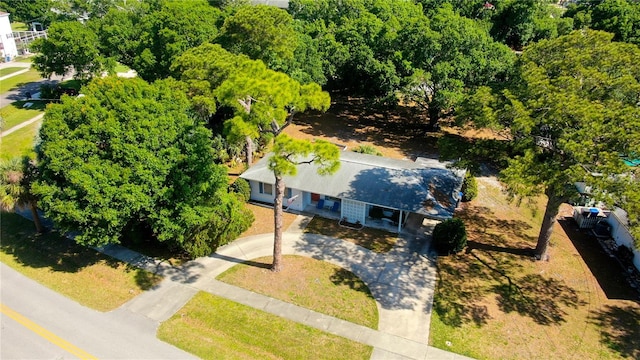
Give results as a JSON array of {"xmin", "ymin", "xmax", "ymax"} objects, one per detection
[
  {"xmin": 607, "ymin": 209, "xmax": 640, "ymax": 271},
  {"xmin": 342, "ymin": 199, "xmax": 366, "ymax": 224},
  {"xmin": 249, "ymin": 180, "xmax": 275, "ymax": 203},
  {"xmin": 285, "ymin": 189, "xmax": 304, "ymax": 211},
  {"xmin": 0, "ymin": 14, "xmax": 18, "ymax": 59}
]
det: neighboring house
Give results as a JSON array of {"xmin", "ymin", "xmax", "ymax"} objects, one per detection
[
  {"xmin": 240, "ymin": 150, "xmax": 466, "ymax": 232},
  {"xmin": 574, "ymin": 182, "xmax": 640, "ymax": 272},
  {"xmin": 0, "ymin": 12, "xmax": 18, "ymax": 61}
]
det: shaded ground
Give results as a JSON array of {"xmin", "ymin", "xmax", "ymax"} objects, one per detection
[
  {"xmin": 431, "ymin": 178, "xmax": 640, "ymax": 359},
  {"xmin": 284, "ymin": 96, "xmax": 440, "ymax": 160},
  {"xmin": 304, "ymin": 216, "xmax": 397, "ymax": 253}
]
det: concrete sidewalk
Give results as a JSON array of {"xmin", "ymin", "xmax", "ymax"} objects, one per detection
[{"xmin": 97, "ymin": 215, "xmax": 473, "ymax": 360}]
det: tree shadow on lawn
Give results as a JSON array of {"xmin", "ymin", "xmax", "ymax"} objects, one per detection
[
  {"xmin": 0, "ymin": 215, "xmax": 120, "ymax": 273},
  {"xmin": 590, "ymin": 304, "xmax": 640, "ymax": 359},
  {"xmin": 558, "ymin": 218, "xmax": 639, "ymax": 301},
  {"xmin": 1, "ymin": 213, "xmax": 160, "ymax": 290},
  {"xmin": 329, "ymin": 268, "xmax": 376, "ymax": 300},
  {"xmin": 293, "ymin": 96, "xmax": 440, "ymax": 160},
  {"xmin": 434, "ymin": 247, "xmax": 585, "ymax": 328},
  {"xmin": 458, "ymin": 205, "xmax": 537, "ymax": 252}
]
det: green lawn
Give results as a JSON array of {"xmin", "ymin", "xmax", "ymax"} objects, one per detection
[
  {"xmin": 114, "ymin": 63, "xmax": 131, "ymax": 73},
  {"xmin": 1, "ymin": 101, "xmax": 46, "ymax": 130},
  {"xmin": 0, "ymin": 69, "xmax": 43, "ymax": 95},
  {"xmin": 0, "ymin": 67, "xmax": 27, "ymax": 77},
  {"xmin": 158, "ymin": 292, "xmax": 373, "ymax": 360},
  {"xmin": 0, "ymin": 120, "xmax": 40, "ymax": 160},
  {"xmin": 11, "ymin": 22, "xmax": 28, "ymax": 31},
  {"xmin": 218, "ymin": 255, "xmax": 379, "ymax": 328},
  {"xmin": 0, "ymin": 213, "xmax": 162, "ymax": 311}
]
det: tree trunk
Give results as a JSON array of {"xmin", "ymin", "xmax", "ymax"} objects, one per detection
[
  {"xmin": 534, "ymin": 190, "xmax": 565, "ymax": 260},
  {"xmin": 427, "ymin": 102, "xmax": 440, "ymax": 132},
  {"xmin": 245, "ymin": 135, "xmax": 253, "ymax": 166},
  {"xmin": 29, "ymin": 201, "xmax": 44, "ymax": 233},
  {"xmin": 271, "ymin": 175, "xmax": 285, "ymax": 272}
]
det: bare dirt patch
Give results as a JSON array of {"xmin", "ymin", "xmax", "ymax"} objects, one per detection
[
  {"xmin": 238, "ymin": 203, "xmax": 297, "ymax": 238},
  {"xmin": 284, "ymin": 96, "xmax": 441, "ymax": 160}
]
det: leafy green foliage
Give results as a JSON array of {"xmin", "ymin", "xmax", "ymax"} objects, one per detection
[
  {"xmin": 218, "ymin": 5, "xmax": 296, "ymax": 69},
  {"xmin": 352, "ymin": 145, "xmax": 383, "ymax": 156},
  {"xmin": 0, "ymin": 156, "xmax": 44, "ymax": 232},
  {"xmin": 229, "ymin": 178, "xmax": 251, "ymax": 202},
  {"xmin": 565, "ymin": 0, "xmax": 640, "ymax": 45},
  {"xmin": 432, "ymin": 218, "xmax": 467, "ymax": 254},
  {"xmin": 31, "ymin": 21, "xmax": 110, "ymax": 81},
  {"xmin": 173, "ymin": 43, "xmax": 330, "ymax": 164},
  {"xmin": 92, "ymin": 0, "xmax": 222, "ymax": 81},
  {"xmin": 461, "ymin": 30, "xmax": 640, "ymax": 257},
  {"xmin": 0, "ymin": 0, "xmax": 52, "ymax": 24},
  {"xmin": 461, "ymin": 173, "xmax": 478, "ymax": 202},
  {"xmin": 34, "ymin": 77, "xmax": 251, "ymax": 257},
  {"xmin": 403, "ymin": 4, "xmax": 515, "ymax": 129}
]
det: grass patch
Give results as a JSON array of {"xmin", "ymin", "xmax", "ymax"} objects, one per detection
[
  {"xmin": 0, "ymin": 67, "xmax": 27, "ymax": 77},
  {"xmin": 429, "ymin": 177, "xmax": 640, "ymax": 359},
  {"xmin": 14, "ymin": 57, "xmax": 34, "ymax": 63},
  {"xmin": 0, "ymin": 120, "xmax": 40, "ymax": 160},
  {"xmin": 0, "ymin": 213, "xmax": 162, "ymax": 311},
  {"xmin": 218, "ymin": 255, "xmax": 378, "ymax": 328},
  {"xmin": 158, "ymin": 291, "xmax": 373, "ymax": 360},
  {"xmin": 1, "ymin": 101, "xmax": 46, "ymax": 130},
  {"xmin": 114, "ymin": 63, "xmax": 131, "ymax": 73},
  {"xmin": 304, "ymin": 216, "xmax": 397, "ymax": 253},
  {"xmin": 60, "ymin": 79, "xmax": 83, "ymax": 91},
  {"xmin": 0, "ymin": 68, "xmax": 43, "ymax": 95},
  {"xmin": 12, "ymin": 22, "xmax": 28, "ymax": 31}
]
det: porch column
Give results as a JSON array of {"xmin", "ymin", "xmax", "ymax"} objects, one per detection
[{"xmin": 397, "ymin": 210, "xmax": 403, "ymax": 233}]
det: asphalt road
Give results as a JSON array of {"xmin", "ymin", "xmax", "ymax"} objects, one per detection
[{"xmin": 0, "ymin": 263, "xmax": 196, "ymax": 359}]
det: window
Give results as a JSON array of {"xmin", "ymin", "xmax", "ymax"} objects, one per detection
[
  {"xmin": 285, "ymin": 187, "xmax": 292, "ymax": 198},
  {"xmin": 259, "ymin": 182, "xmax": 273, "ymax": 195},
  {"xmin": 325, "ymin": 196, "xmax": 341, "ymax": 203}
]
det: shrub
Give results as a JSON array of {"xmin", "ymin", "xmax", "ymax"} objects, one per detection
[
  {"xmin": 432, "ymin": 218, "xmax": 467, "ymax": 255},
  {"xmin": 461, "ymin": 172, "xmax": 478, "ymax": 202},
  {"xmin": 230, "ymin": 178, "xmax": 251, "ymax": 202},
  {"xmin": 353, "ymin": 144, "xmax": 383, "ymax": 156},
  {"xmin": 39, "ymin": 84, "xmax": 59, "ymax": 100}
]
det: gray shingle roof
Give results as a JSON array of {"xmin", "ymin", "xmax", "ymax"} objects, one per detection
[{"xmin": 241, "ymin": 151, "xmax": 465, "ymax": 219}]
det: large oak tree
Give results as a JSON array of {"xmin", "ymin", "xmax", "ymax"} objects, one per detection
[
  {"xmin": 33, "ymin": 76, "xmax": 252, "ymax": 257},
  {"xmin": 460, "ymin": 30, "xmax": 640, "ymax": 258}
]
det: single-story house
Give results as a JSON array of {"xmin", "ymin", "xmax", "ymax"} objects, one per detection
[{"xmin": 240, "ymin": 150, "xmax": 466, "ymax": 232}]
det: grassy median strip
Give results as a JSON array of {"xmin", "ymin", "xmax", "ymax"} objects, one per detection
[
  {"xmin": 1, "ymin": 121, "xmax": 40, "ymax": 160},
  {"xmin": 1, "ymin": 101, "xmax": 46, "ymax": 130},
  {"xmin": 217, "ymin": 255, "xmax": 378, "ymax": 329},
  {"xmin": 158, "ymin": 292, "xmax": 373, "ymax": 360},
  {"xmin": 0, "ymin": 213, "xmax": 162, "ymax": 312},
  {"xmin": 0, "ymin": 67, "xmax": 27, "ymax": 77},
  {"xmin": 0, "ymin": 69, "xmax": 43, "ymax": 95}
]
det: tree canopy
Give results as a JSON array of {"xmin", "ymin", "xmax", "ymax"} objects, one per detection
[
  {"xmin": 460, "ymin": 30, "xmax": 640, "ymax": 256},
  {"xmin": 92, "ymin": 0, "xmax": 222, "ymax": 81},
  {"xmin": 33, "ymin": 76, "xmax": 252, "ymax": 257},
  {"xmin": 173, "ymin": 43, "xmax": 330, "ymax": 165},
  {"xmin": 565, "ymin": 0, "xmax": 640, "ymax": 45},
  {"xmin": 31, "ymin": 21, "xmax": 111, "ymax": 81}
]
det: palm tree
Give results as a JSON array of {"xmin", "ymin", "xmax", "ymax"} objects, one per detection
[{"xmin": 0, "ymin": 157, "xmax": 44, "ymax": 233}]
